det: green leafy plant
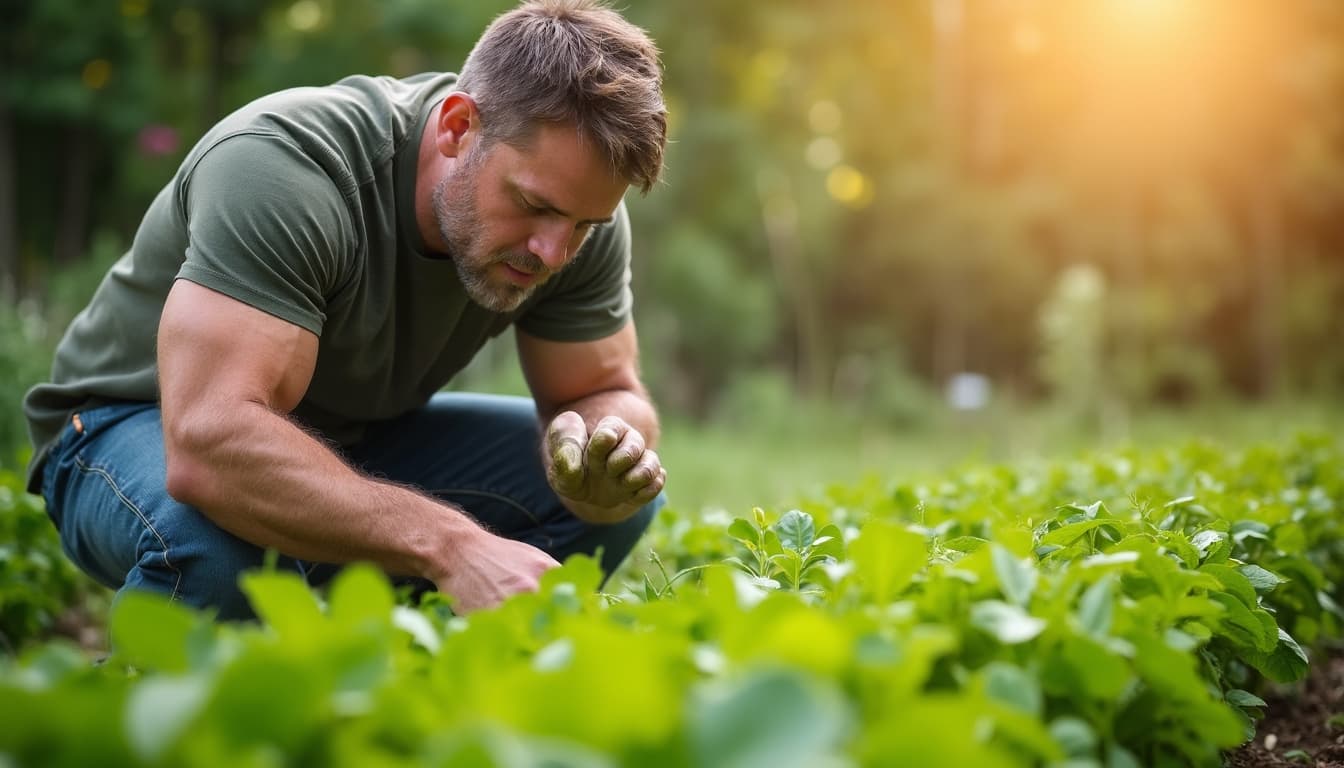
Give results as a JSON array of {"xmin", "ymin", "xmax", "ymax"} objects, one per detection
[
  {"xmin": 1, "ymin": 435, "xmax": 1342, "ymax": 768},
  {"xmin": 723, "ymin": 507, "xmax": 844, "ymax": 593}
]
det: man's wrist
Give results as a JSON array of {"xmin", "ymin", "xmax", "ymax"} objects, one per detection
[
  {"xmin": 557, "ymin": 494, "xmax": 639, "ymax": 525},
  {"xmin": 408, "ymin": 500, "xmax": 488, "ymax": 582}
]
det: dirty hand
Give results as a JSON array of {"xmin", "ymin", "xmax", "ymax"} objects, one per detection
[{"xmin": 545, "ymin": 412, "xmax": 665, "ymax": 524}]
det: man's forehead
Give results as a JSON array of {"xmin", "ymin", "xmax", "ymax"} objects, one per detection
[{"xmin": 495, "ymin": 131, "xmax": 627, "ymax": 219}]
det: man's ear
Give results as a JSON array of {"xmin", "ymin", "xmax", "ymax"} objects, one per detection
[{"xmin": 434, "ymin": 92, "xmax": 479, "ymax": 159}]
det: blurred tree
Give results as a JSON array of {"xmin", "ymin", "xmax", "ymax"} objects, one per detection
[{"xmin": 4, "ymin": 0, "xmax": 1343, "ymax": 438}]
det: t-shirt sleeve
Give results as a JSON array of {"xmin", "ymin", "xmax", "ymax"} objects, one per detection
[
  {"xmin": 515, "ymin": 200, "xmax": 634, "ymax": 342},
  {"xmin": 176, "ymin": 132, "xmax": 355, "ymax": 336}
]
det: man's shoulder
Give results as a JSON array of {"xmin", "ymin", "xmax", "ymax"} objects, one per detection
[{"xmin": 184, "ymin": 72, "xmax": 459, "ymax": 187}]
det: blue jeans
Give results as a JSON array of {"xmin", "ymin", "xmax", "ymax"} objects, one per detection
[{"xmin": 40, "ymin": 393, "xmax": 663, "ymax": 620}]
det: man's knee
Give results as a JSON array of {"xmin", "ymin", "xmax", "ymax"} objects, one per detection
[{"xmin": 119, "ymin": 509, "xmax": 301, "ymax": 621}]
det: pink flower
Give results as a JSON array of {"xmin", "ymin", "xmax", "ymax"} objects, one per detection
[{"xmin": 137, "ymin": 124, "xmax": 179, "ymax": 157}]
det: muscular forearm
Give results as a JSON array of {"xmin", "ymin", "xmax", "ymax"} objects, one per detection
[{"xmin": 164, "ymin": 401, "xmax": 481, "ymax": 581}]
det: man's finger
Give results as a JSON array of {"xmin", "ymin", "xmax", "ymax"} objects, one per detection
[
  {"xmin": 547, "ymin": 412, "xmax": 587, "ymax": 460},
  {"xmin": 620, "ymin": 449, "xmax": 661, "ymax": 490},
  {"xmin": 586, "ymin": 416, "xmax": 628, "ymax": 469},
  {"xmin": 631, "ymin": 466, "xmax": 666, "ymax": 504},
  {"xmin": 547, "ymin": 412, "xmax": 588, "ymax": 493},
  {"xmin": 604, "ymin": 428, "xmax": 646, "ymax": 477}
]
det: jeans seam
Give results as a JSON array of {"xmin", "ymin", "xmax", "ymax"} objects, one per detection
[{"xmin": 74, "ymin": 454, "xmax": 184, "ymax": 602}]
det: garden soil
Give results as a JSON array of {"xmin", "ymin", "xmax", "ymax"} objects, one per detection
[{"xmin": 1226, "ymin": 650, "xmax": 1344, "ymax": 767}]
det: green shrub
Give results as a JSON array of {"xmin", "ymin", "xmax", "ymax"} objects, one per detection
[
  {"xmin": 1, "ymin": 435, "xmax": 1340, "ymax": 767},
  {"xmin": 0, "ymin": 467, "xmax": 97, "ymax": 652}
]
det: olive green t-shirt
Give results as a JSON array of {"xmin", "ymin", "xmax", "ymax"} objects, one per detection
[{"xmin": 23, "ymin": 73, "xmax": 634, "ymax": 493}]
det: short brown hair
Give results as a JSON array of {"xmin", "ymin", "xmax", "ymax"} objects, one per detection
[{"xmin": 458, "ymin": 0, "xmax": 667, "ymax": 193}]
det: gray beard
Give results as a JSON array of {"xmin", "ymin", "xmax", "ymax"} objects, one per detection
[{"xmin": 432, "ymin": 172, "xmax": 537, "ymax": 313}]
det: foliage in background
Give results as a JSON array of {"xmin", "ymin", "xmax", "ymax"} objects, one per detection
[
  {"xmin": 0, "ymin": 467, "xmax": 98, "ymax": 653},
  {"xmin": 2, "ymin": 434, "xmax": 1341, "ymax": 767},
  {"xmin": 4, "ymin": 0, "xmax": 1344, "ymax": 450}
]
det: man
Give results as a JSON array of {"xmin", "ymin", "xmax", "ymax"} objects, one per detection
[{"xmin": 22, "ymin": 0, "xmax": 669, "ymax": 620}]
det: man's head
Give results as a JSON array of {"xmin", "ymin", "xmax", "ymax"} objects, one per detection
[
  {"xmin": 458, "ymin": 0, "xmax": 667, "ymax": 194},
  {"xmin": 428, "ymin": 0, "xmax": 667, "ymax": 312}
]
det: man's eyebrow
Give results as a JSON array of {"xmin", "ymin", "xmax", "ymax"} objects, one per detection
[{"xmin": 514, "ymin": 182, "xmax": 615, "ymax": 225}]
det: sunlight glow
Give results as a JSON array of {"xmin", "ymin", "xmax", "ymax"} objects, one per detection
[
  {"xmin": 826, "ymin": 165, "xmax": 873, "ymax": 208},
  {"xmin": 288, "ymin": 0, "xmax": 323, "ymax": 32}
]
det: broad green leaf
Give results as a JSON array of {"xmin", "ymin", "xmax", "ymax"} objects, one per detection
[
  {"xmin": 811, "ymin": 524, "xmax": 845, "ymax": 560},
  {"xmin": 1200, "ymin": 564, "xmax": 1258, "ymax": 608},
  {"xmin": 1040, "ymin": 519, "xmax": 1119, "ymax": 549},
  {"xmin": 991, "ymin": 545, "xmax": 1037, "ymax": 606},
  {"xmin": 392, "ymin": 606, "xmax": 441, "ymax": 653},
  {"xmin": 125, "ymin": 675, "xmax": 210, "ymax": 761},
  {"xmin": 531, "ymin": 638, "xmax": 574, "ymax": 672},
  {"xmin": 850, "ymin": 519, "xmax": 926, "ymax": 603},
  {"xmin": 431, "ymin": 725, "xmax": 615, "ymax": 768},
  {"xmin": 327, "ymin": 563, "xmax": 394, "ymax": 630},
  {"xmin": 996, "ymin": 526, "xmax": 1036, "ymax": 558},
  {"xmin": 1191, "ymin": 529, "xmax": 1232, "ymax": 564},
  {"xmin": 240, "ymin": 570, "xmax": 326, "ymax": 645},
  {"xmin": 205, "ymin": 647, "xmax": 328, "ymax": 751},
  {"xmin": 1049, "ymin": 716, "xmax": 1097, "ymax": 757},
  {"xmin": 1225, "ymin": 689, "xmax": 1267, "ymax": 708},
  {"xmin": 543, "ymin": 553, "xmax": 605, "ymax": 595},
  {"xmin": 1238, "ymin": 564, "xmax": 1285, "ymax": 594},
  {"xmin": 981, "ymin": 662, "xmax": 1041, "ymax": 716},
  {"xmin": 774, "ymin": 510, "xmax": 816, "ymax": 552},
  {"xmin": 690, "ymin": 669, "xmax": 849, "ymax": 768},
  {"xmin": 971, "ymin": 600, "xmax": 1046, "ymax": 644},
  {"xmin": 1106, "ymin": 742, "xmax": 1142, "ymax": 768},
  {"xmin": 1080, "ymin": 551, "xmax": 1139, "ymax": 568},
  {"xmin": 1077, "ymin": 575, "xmax": 1114, "ymax": 637},
  {"xmin": 942, "ymin": 535, "xmax": 990, "ymax": 554},
  {"xmin": 1058, "ymin": 501, "xmax": 1108, "ymax": 519},
  {"xmin": 728, "ymin": 518, "xmax": 760, "ymax": 547},
  {"xmin": 1250, "ymin": 628, "xmax": 1309, "ymax": 683},
  {"xmin": 1208, "ymin": 593, "xmax": 1277, "ymax": 653},
  {"xmin": 108, "ymin": 592, "xmax": 203, "ymax": 673},
  {"xmin": 1043, "ymin": 635, "xmax": 1131, "ymax": 700}
]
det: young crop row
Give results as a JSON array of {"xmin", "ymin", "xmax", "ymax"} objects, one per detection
[{"xmin": 1, "ymin": 435, "xmax": 1341, "ymax": 767}]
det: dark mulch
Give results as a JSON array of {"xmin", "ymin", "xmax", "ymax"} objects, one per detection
[{"xmin": 1225, "ymin": 651, "xmax": 1344, "ymax": 767}]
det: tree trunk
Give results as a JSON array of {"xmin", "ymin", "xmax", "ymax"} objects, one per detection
[
  {"xmin": 53, "ymin": 122, "xmax": 92, "ymax": 266},
  {"xmin": 757, "ymin": 172, "xmax": 827, "ymax": 398},
  {"xmin": 929, "ymin": 0, "xmax": 970, "ymax": 386},
  {"xmin": 1251, "ymin": 189, "xmax": 1284, "ymax": 398},
  {"xmin": 0, "ymin": 104, "xmax": 17, "ymax": 301}
]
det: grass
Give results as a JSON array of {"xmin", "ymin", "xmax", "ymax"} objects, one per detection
[{"xmin": 657, "ymin": 398, "xmax": 1344, "ymax": 514}]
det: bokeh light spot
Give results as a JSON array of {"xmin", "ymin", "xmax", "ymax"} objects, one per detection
[
  {"xmin": 288, "ymin": 0, "xmax": 323, "ymax": 32},
  {"xmin": 806, "ymin": 137, "xmax": 842, "ymax": 170},
  {"xmin": 826, "ymin": 165, "xmax": 873, "ymax": 208},
  {"xmin": 82, "ymin": 59, "xmax": 112, "ymax": 91},
  {"xmin": 809, "ymin": 100, "xmax": 842, "ymax": 134}
]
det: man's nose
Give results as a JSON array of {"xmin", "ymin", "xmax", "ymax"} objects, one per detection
[{"xmin": 528, "ymin": 221, "xmax": 575, "ymax": 271}]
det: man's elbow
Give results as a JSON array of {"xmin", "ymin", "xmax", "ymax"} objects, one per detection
[{"xmin": 162, "ymin": 416, "xmax": 227, "ymax": 508}]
